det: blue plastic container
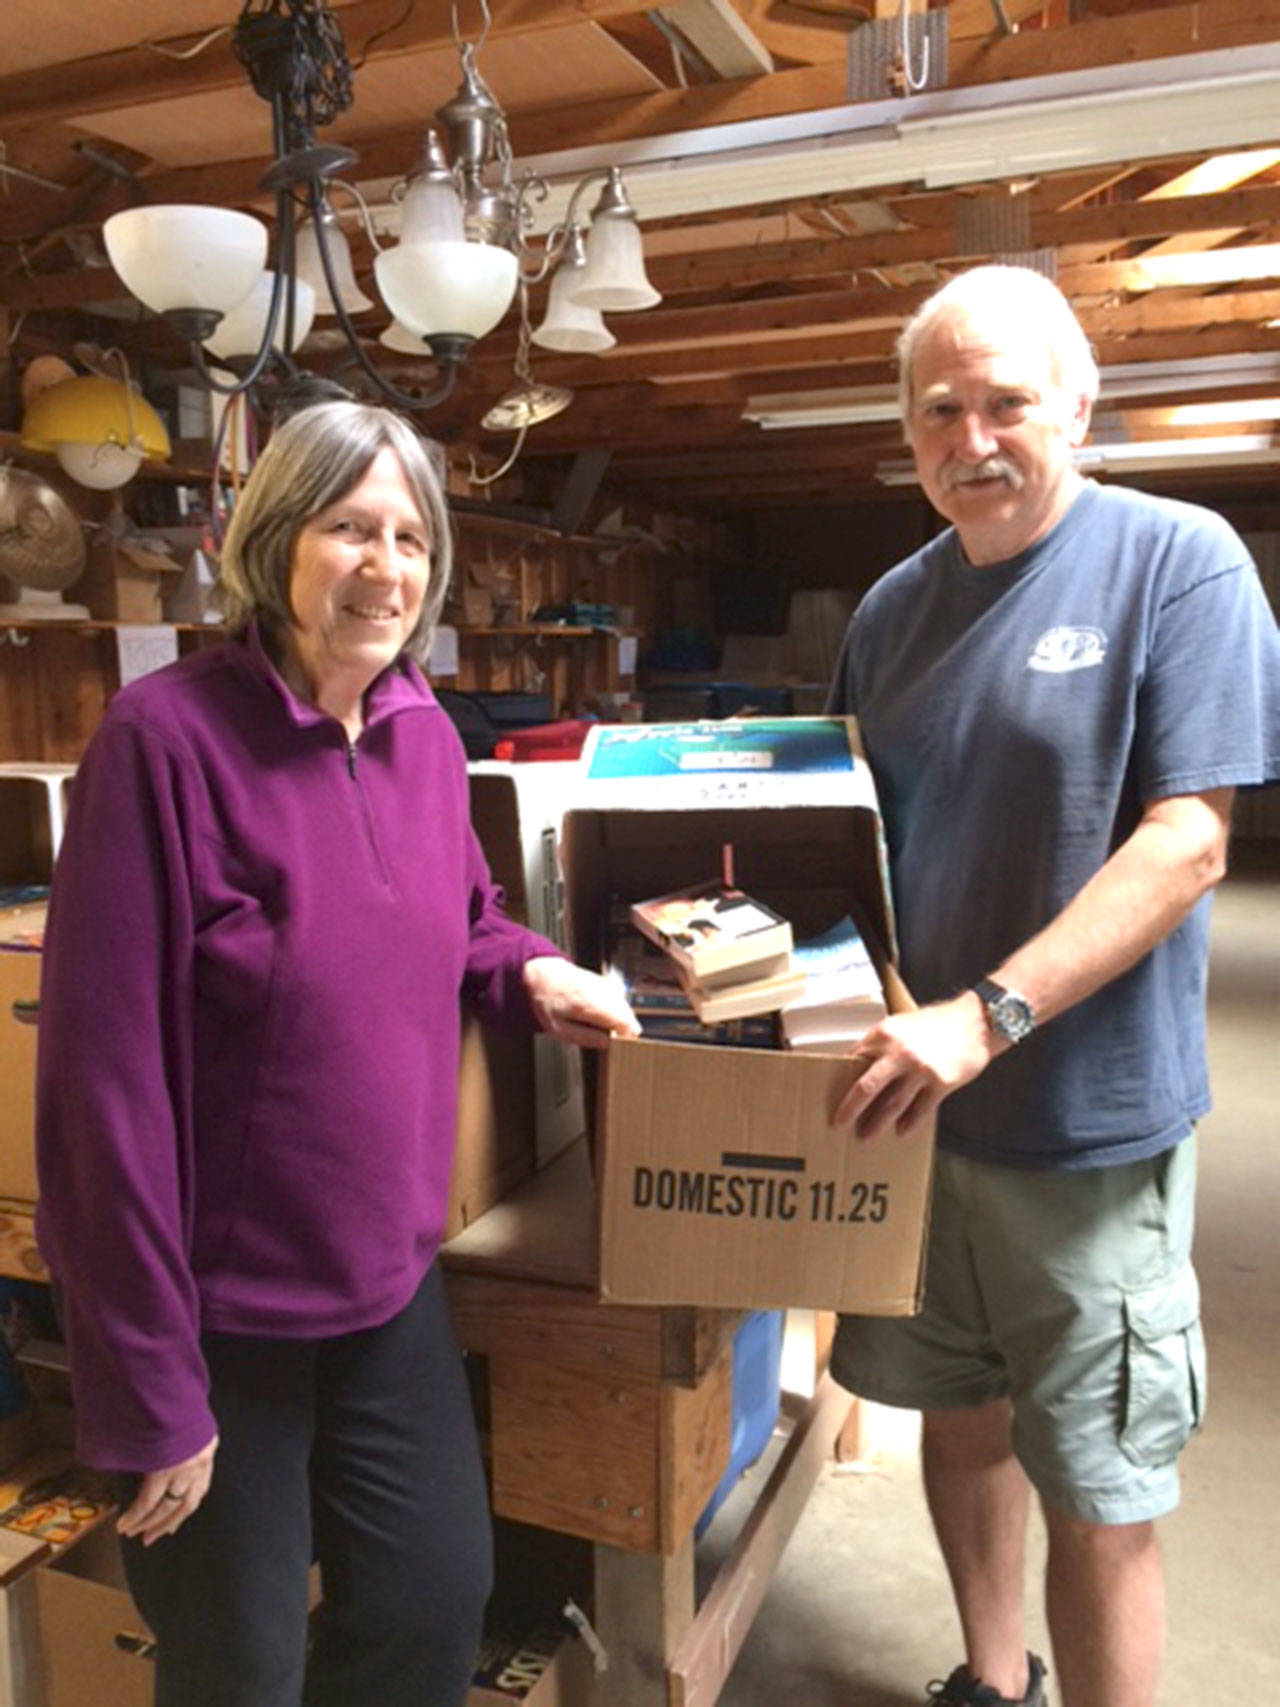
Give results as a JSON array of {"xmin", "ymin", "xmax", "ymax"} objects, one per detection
[{"xmin": 696, "ymin": 1310, "xmax": 785, "ymax": 1538}]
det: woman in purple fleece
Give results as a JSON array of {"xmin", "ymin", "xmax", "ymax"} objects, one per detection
[{"xmin": 35, "ymin": 401, "xmax": 637, "ymax": 1707}]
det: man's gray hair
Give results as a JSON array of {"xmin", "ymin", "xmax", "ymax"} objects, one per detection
[
  {"xmin": 218, "ymin": 400, "xmax": 453, "ymax": 662},
  {"xmin": 896, "ymin": 265, "xmax": 1100, "ymax": 421}
]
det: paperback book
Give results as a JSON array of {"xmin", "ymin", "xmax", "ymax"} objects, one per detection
[
  {"xmin": 629, "ymin": 881, "xmax": 792, "ymax": 984},
  {"xmin": 605, "ymin": 928, "xmax": 779, "ymax": 1049},
  {"xmin": 780, "ymin": 916, "xmax": 887, "ymax": 1052},
  {"xmin": 680, "ymin": 958, "xmax": 806, "ymax": 1024}
]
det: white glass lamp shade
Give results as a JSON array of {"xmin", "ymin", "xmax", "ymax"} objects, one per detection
[
  {"xmin": 379, "ymin": 320, "xmax": 431, "ymax": 355},
  {"xmin": 56, "ymin": 442, "xmax": 145, "ymax": 490},
  {"xmin": 295, "ymin": 216, "xmax": 374, "ymax": 315},
  {"xmin": 103, "ymin": 205, "xmax": 267, "ymax": 316},
  {"xmin": 572, "ymin": 214, "xmax": 661, "ymax": 313},
  {"xmin": 533, "ymin": 258, "xmax": 616, "ymax": 354},
  {"xmin": 399, "ymin": 175, "xmax": 466, "ymax": 246},
  {"xmin": 374, "ymin": 241, "xmax": 518, "ymax": 341},
  {"xmin": 202, "ymin": 273, "xmax": 316, "ymax": 360}
]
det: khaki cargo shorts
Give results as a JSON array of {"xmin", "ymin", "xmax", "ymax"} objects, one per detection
[{"xmin": 831, "ymin": 1135, "xmax": 1205, "ymax": 1525}]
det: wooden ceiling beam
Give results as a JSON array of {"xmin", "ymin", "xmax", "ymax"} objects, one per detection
[
  {"xmin": 645, "ymin": 183, "xmax": 1280, "ymax": 296},
  {"xmin": 654, "ymin": 0, "xmax": 774, "ymax": 77},
  {"xmin": 1082, "ymin": 287, "xmax": 1280, "ymax": 338}
]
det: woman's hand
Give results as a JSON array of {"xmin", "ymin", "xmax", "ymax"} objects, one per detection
[
  {"xmin": 523, "ymin": 957, "xmax": 641, "ymax": 1050},
  {"xmin": 117, "ymin": 1434, "xmax": 219, "ymax": 1548}
]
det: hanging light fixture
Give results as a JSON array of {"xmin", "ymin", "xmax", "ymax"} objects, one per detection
[
  {"xmin": 20, "ymin": 374, "xmax": 171, "ymax": 490},
  {"xmin": 99, "ymin": 0, "xmax": 660, "ymax": 422}
]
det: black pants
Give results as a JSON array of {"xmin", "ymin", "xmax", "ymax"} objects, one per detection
[{"xmin": 120, "ymin": 1264, "xmax": 492, "ymax": 1707}]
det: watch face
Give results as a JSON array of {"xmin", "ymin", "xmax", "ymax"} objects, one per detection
[{"xmin": 992, "ymin": 992, "xmax": 1035, "ymax": 1043}]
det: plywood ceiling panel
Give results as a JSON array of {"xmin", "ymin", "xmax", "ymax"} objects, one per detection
[
  {"xmin": 0, "ymin": 0, "xmax": 377, "ymax": 77},
  {"xmin": 72, "ymin": 24, "xmax": 660, "ymax": 170},
  {"xmin": 1, "ymin": 0, "xmax": 239, "ymax": 76}
]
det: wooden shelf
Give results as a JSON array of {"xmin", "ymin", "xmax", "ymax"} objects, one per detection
[
  {"xmin": 0, "ymin": 618, "xmax": 222, "ymax": 634},
  {"xmin": 0, "ymin": 429, "xmax": 214, "ymax": 489},
  {"xmin": 456, "ymin": 623, "xmax": 639, "ymax": 639}
]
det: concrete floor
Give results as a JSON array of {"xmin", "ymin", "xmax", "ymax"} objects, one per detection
[{"xmin": 699, "ymin": 842, "xmax": 1280, "ymax": 1706}]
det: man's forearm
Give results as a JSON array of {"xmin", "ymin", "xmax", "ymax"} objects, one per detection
[{"xmin": 991, "ymin": 787, "xmax": 1235, "ymax": 1029}]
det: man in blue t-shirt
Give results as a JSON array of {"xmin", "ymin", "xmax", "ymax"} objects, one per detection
[{"xmin": 827, "ymin": 265, "xmax": 1280, "ymax": 1707}]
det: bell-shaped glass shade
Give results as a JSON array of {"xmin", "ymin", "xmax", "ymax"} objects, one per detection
[
  {"xmin": 295, "ymin": 216, "xmax": 375, "ymax": 315},
  {"xmin": 374, "ymin": 241, "xmax": 518, "ymax": 341},
  {"xmin": 400, "ymin": 175, "xmax": 467, "ymax": 246},
  {"xmin": 104, "ymin": 205, "xmax": 267, "ymax": 317},
  {"xmin": 571, "ymin": 213, "xmax": 661, "ymax": 313},
  {"xmin": 203, "ymin": 273, "xmax": 317, "ymax": 360},
  {"xmin": 533, "ymin": 255, "xmax": 616, "ymax": 354}
]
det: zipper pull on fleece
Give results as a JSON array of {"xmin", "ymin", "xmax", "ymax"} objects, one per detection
[{"xmin": 346, "ymin": 739, "xmax": 358, "ymax": 779}]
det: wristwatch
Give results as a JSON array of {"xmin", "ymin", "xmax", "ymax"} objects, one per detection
[{"xmin": 972, "ymin": 978, "xmax": 1037, "ymax": 1045}]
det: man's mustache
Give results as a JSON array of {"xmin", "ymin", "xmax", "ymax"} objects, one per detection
[{"xmin": 941, "ymin": 457, "xmax": 1024, "ymax": 491}]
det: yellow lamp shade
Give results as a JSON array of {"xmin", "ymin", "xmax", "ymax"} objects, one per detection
[{"xmin": 21, "ymin": 377, "xmax": 171, "ymax": 489}]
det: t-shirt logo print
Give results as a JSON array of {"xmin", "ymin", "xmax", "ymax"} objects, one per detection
[{"xmin": 1026, "ymin": 626, "xmax": 1108, "ymax": 673}]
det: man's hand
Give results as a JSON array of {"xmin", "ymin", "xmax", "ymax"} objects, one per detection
[
  {"xmin": 117, "ymin": 1434, "xmax": 218, "ymax": 1547},
  {"xmin": 834, "ymin": 992, "xmax": 998, "ymax": 1139},
  {"xmin": 523, "ymin": 957, "xmax": 642, "ymax": 1050}
]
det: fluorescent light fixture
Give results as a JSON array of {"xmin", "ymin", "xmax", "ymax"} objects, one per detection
[
  {"xmin": 744, "ymin": 385, "xmax": 900, "ymax": 429},
  {"xmin": 1075, "ymin": 435, "xmax": 1280, "ymax": 471},
  {"xmin": 877, "ymin": 434, "xmax": 1280, "ymax": 484},
  {"xmin": 748, "ymin": 357, "xmax": 1280, "ymax": 435},
  {"xmin": 506, "ymin": 44, "xmax": 1280, "ymax": 229}
]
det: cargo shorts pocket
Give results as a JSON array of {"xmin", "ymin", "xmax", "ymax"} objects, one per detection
[{"xmin": 1120, "ymin": 1265, "xmax": 1206, "ymax": 1467}]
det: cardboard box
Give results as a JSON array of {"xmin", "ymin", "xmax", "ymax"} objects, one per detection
[
  {"xmin": 0, "ymin": 765, "xmax": 75, "ymax": 886},
  {"xmin": 0, "ymin": 907, "xmax": 44, "ymax": 1204},
  {"xmin": 563, "ymin": 718, "xmax": 934, "ymax": 1315},
  {"xmin": 448, "ymin": 1015, "xmax": 537, "ymax": 1238},
  {"xmin": 469, "ymin": 763, "xmax": 585, "ymax": 1168}
]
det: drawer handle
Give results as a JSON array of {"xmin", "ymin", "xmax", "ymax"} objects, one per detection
[{"xmin": 11, "ymin": 1000, "xmax": 39, "ymax": 1027}]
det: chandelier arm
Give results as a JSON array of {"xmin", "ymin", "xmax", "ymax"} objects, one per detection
[
  {"xmin": 328, "ymin": 178, "xmax": 385, "ymax": 254},
  {"xmin": 562, "ymin": 168, "xmax": 612, "ymax": 235},
  {"xmin": 304, "ymin": 179, "xmax": 463, "ymax": 413}
]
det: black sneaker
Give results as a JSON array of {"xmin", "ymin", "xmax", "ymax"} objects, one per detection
[{"xmin": 925, "ymin": 1652, "xmax": 1048, "ymax": 1705}]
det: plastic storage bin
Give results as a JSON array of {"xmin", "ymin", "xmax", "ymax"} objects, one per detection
[{"xmin": 695, "ymin": 1309, "xmax": 785, "ymax": 1538}]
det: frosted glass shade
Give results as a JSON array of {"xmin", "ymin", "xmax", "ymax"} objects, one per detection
[
  {"xmin": 56, "ymin": 442, "xmax": 144, "ymax": 490},
  {"xmin": 104, "ymin": 205, "xmax": 267, "ymax": 316},
  {"xmin": 203, "ymin": 272, "xmax": 316, "ymax": 359},
  {"xmin": 400, "ymin": 175, "xmax": 466, "ymax": 246},
  {"xmin": 533, "ymin": 256, "xmax": 616, "ymax": 354},
  {"xmin": 295, "ymin": 215, "xmax": 374, "ymax": 315},
  {"xmin": 379, "ymin": 320, "xmax": 431, "ymax": 355},
  {"xmin": 374, "ymin": 241, "xmax": 518, "ymax": 341},
  {"xmin": 572, "ymin": 214, "xmax": 661, "ymax": 313}
]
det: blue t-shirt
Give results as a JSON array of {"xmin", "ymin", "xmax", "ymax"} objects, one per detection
[{"xmin": 829, "ymin": 481, "xmax": 1280, "ymax": 1170}]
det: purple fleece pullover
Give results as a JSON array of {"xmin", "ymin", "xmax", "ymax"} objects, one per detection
[{"xmin": 35, "ymin": 625, "xmax": 556, "ymax": 1472}]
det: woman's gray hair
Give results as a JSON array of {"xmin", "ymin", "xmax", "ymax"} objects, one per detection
[
  {"xmin": 896, "ymin": 265, "xmax": 1100, "ymax": 422},
  {"xmin": 218, "ymin": 400, "xmax": 453, "ymax": 662}
]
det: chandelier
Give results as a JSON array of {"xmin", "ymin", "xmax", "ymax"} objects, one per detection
[{"xmin": 101, "ymin": 0, "xmax": 661, "ymax": 416}]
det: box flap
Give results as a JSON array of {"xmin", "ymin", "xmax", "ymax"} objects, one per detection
[{"xmin": 577, "ymin": 718, "xmax": 877, "ymax": 811}]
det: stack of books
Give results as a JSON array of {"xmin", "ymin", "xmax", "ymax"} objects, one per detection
[
  {"xmin": 780, "ymin": 916, "xmax": 886, "ymax": 1052},
  {"xmin": 627, "ymin": 880, "xmax": 804, "ymax": 1023},
  {"xmin": 606, "ymin": 928, "xmax": 778, "ymax": 1047}
]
